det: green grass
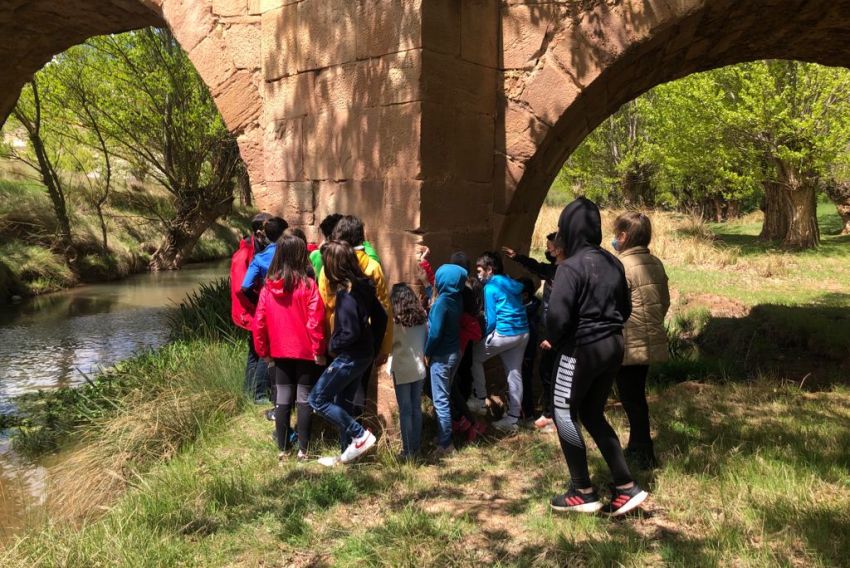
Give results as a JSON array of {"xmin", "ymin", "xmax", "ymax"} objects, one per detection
[{"xmin": 0, "ymin": 177, "xmax": 251, "ymax": 301}]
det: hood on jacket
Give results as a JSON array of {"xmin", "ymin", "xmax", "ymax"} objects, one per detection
[
  {"xmin": 557, "ymin": 197, "xmax": 603, "ymax": 258},
  {"xmin": 487, "ymin": 273, "xmax": 524, "ymax": 296},
  {"xmin": 435, "ymin": 264, "xmax": 467, "ymax": 296}
]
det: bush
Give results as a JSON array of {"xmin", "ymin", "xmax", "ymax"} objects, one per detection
[{"xmin": 168, "ymin": 277, "xmax": 245, "ymax": 343}]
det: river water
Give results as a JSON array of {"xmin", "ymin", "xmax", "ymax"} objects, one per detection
[{"xmin": 0, "ymin": 260, "xmax": 229, "ymax": 536}]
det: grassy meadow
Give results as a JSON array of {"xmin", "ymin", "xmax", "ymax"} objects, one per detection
[
  {"xmin": 1, "ymin": 205, "xmax": 849, "ymax": 566},
  {"xmin": 0, "ymin": 161, "xmax": 252, "ymax": 301}
]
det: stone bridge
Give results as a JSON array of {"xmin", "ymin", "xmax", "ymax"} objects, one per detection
[{"xmin": 4, "ymin": 0, "xmax": 850, "ymax": 282}]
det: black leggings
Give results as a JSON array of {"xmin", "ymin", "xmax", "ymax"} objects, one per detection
[
  {"xmin": 553, "ymin": 334, "xmax": 633, "ymax": 488},
  {"xmin": 539, "ymin": 347, "xmax": 556, "ymax": 418},
  {"xmin": 615, "ymin": 365, "xmax": 653, "ymax": 451},
  {"xmin": 450, "ymin": 343, "xmax": 475, "ymax": 422},
  {"xmin": 271, "ymin": 358, "xmax": 320, "ymax": 453}
]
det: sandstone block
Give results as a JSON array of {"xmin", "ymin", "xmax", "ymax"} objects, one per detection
[
  {"xmin": 379, "ymin": 102, "xmax": 423, "ymax": 180},
  {"xmin": 314, "ymin": 180, "xmax": 385, "ymax": 230},
  {"xmin": 354, "ymin": 0, "xmax": 421, "ymax": 59},
  {"xmin": 550, "ymin": 21, "xmax": 610, "ymax": 88},
  {"xmin": 265, "ymin": 181, "xmax": 316, "ymax": 224},
  {"xmin": 500, "ymin": 102, "xmax": 549, "ymax": 162},
  {"xmin": 264, "ymin": 118, "xmax": 303, "ymax": 181},
  {"xmin": 520, "ymin": 54, "xmax": 581, "ymax": 126},
  {"xmin": 422, "ymin": 0, "xmax": 461, "ymax": 56},
  {"xmin": 162, "ymin": 0, "xmax": 216, "ymax": 53},
  {"xmin": 262, "ymin": 4, "xmax": 298, "ymax": 80},
  {"xmin": 461, "ymin": 0, "xmax": 499, "ymax": 67},
  {"xmin": 189, "ymin": 29, "xmax": 236, "ymax": 90},
  {"xmin": 421, "ymin": 51, "xmax": 497, "ymax": 113},
  {"xmin": 237, "ymin": 126, "xmax": 264, "ymax": 182},
  {"xmin": 214, "ymin": 71, "xmax": 262, "ymax": 133},
  {"xmin": 262, "ymin": 72, "xmax": 315, "ymax": 123},
  {"xmin": 213, "ymin": 0, "xmax": 246, "ymax": 17},
  {"xmin": 313, "ymin": 63, "xmax": 357, "ymax": 113},
  {"xmin": 350, "ymin": 107, "xmax": 383, "ymax": 180},
  {"xmin": 296, "ymin": 0, "xmax": 356, "ymax": 72},
  {"xmin": 383, "ymin": 179, "xmax": 423, "ymax": 231},
  {"xmin": 355, "ymin": 50, "xmax": 422, "ymax": 109},
  {"xmin": 225, "ymin": 22, "xmax": 261, "ymax": 69},
  {"xmin": 303, "ymin": 110, "xmax": 355, "ymax": 180},
  {"xmin": 501, "ymin": 3, "xmax": 557, "ymax": 69}
]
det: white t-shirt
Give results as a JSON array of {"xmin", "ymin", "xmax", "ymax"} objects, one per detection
[{"xmin": 388, "ymin": 323, "xmax": 427, "ymax": 385}]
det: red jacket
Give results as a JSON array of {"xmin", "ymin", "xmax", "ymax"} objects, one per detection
[
  {"xmin": 253, "ymin": 277, "xmax": 327, "ymax": 360},
  {"xmin": 230, "ymin": 237, "xmax": 255, "ymax": 330},
  {"xmin": 459, "ymin": 312, "xmax": 483, "ymax": 352}
]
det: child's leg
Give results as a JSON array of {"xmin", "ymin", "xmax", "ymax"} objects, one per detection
[
  {"xmin": 538, "ymin": 348, "xmax": 556, "ymax": 419},
  {"xmin": 496, "ymin": 333, "xmax": 530, "ymax": 419},
  {"xmin": 273, "ymin": 359, "xmax": 296, "ymax": 452},
  {"xmin": 295, "ymin": 360, "xmax": 320, "ymax": 454},
  {"xmin": 521, "ymin": 332, "xmax": 537, "ymax": 418},
  {"xmin": 430, "ymin": 352, "xmax": 460, "ymax": 448},
  {"xmin": 470, "ymin": 340, "xmax": 489, "ymax": 400},
  {"xmin": 615, "ymin": 365, "xmax": 652, "ymax": 452},
  {"xmin": 578, "ymin": 337, "xmax": 633, "ymax": 487},
  {"xmin": 394, "ymin": 380, "xmax": 414, "ymax": 456},
  {"xmin": 308, "ymin": 355, "xmax": 371, "ymax": 451},
  {"xmin": 409, "ymin": 379, "xmax": 424, "ymax": 454}
]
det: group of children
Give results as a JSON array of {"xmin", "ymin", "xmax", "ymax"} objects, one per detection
[{"xmin": 229, "ymin": 197, "xmax": 670, "ymax": 517}]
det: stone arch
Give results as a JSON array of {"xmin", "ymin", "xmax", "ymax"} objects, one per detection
[
  {"xmin": 497, "ymin": 0, "xmax": 850, "ymax": 248},
  {"xmin": 0, "ymin": 0, "xmax": 264, "ymax": 186}
]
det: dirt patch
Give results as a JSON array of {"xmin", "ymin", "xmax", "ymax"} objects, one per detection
[{"xmin": 680, "ymin": 293, "xmax": 750, "ymax": 318}]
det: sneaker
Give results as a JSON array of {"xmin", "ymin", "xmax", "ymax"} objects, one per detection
[
  {"xmin": 452, "ymin": 417, "xmax": 472, "ymax": 434},
  {"xmin": 551, "ymin": 485, "xmax": 604, "ymax": 514},
  {"xmin": 296, "ymin": 449, "xmax": 309, "ymax": 461},
  {"xmin": 289, "ymin": 430, "xmax": 299, "ymax": 445},
  {"xmin": 433, "ymin": 444, "xmax": 455, "ymax": 457},
  {"xmin": 277, "ymin": 451, "xmax": 288, "ymax": 462},
  {"xmin": 602, "ymin": 484, "xmax": 649, "ymax": 516},
  {"xmin": 265, "ymin": 408, "xmax": 276, "ymax": 421},
  {"xmin": 467, "ymin": 420, "xmax": 487, "ymax": 443},
  {"xmin": 534, "ymin": 414, "xmax": 553, "ymax": 430},
  {"xmin": 492, "ymin": 415, "xmax": 519, "ymax": 433},
  {"xmin": 340, "ymin": 430, "xmax": 377, "ymax": 464},
  {"xmin": 317, "ymin": 455, "xmax": 341, "ymax": 467},
  {"xmin": 467, "ymin": 397, "xmax": 487, "ymax": 415}
]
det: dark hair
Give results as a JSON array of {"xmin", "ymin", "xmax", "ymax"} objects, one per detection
[
  {"xmin": 251, "ymin": 212, "xmax": 272, "ymax": 233},
  {"xmin": 613, "ymin": 211, "xmax": 652, "ymax": 251},
  {"xmin": 449, "ymin": 251, "xmax": 470, "ymax": 272},
  {"xmin": 462, "ymin": 275, "xmax": 483, "ymax": 315},
  {"xmin": 476, "ymin": 251, "xmax": 503, "ymax": 275},
  {"xmin": 287, "ymin": 227, "xmax": 307, "ymax": 243},
  {"xmin": 267, "ymin": 234, "xmax": 310, "ymax": 293},
  {"xmin": 319, "ymin": 213, "xmax": 343, "ymax": 239},
  {"xmin": 263, "ymin": 216, "xmax": 288, "ymax": 243},
  {"xmin": 546, "ymin": 231, "xmax": 557, "ymax": 242},
  {"xmin": 519, "ymin": 277, "xmax": 537, "ymax": 299},
  {"xmin": 391, "ymin": 283, "xmax": 427, "ymax": 327},
  {"xmin": 321, "ymin": 241, "xmax": 365, "ymax": 291},
  {"xmin": 332, "ymin": 215, "xmax": 366, "ymax": 247}
]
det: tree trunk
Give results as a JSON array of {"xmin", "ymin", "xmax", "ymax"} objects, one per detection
[
  {"xmin": 149, "ymin": 196, "xmax": 234, "ymax": 271},
  {"xmin": 824, "ymin": 180, "xmax": 850, "ymax": 235},
  {"xmin": 237, "ymin": 166, "xmax": 252, "ymax": 207},
  {"xmin": 760, "ymin": 180, "xmax": 790, "ymax": 241},
  {"xmin": 782, "ymin": 181, "xmax": 819, "ymax": 248}
]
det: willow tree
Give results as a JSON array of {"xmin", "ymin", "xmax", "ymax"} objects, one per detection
[{"xmin": 79, "ymin": 28, "xmax": 242, "ymax": 270}]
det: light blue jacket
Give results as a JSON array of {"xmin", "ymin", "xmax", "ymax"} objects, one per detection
[{"xmin": 483, "ymin": 275, "xmax": 529, "ymax": 337}]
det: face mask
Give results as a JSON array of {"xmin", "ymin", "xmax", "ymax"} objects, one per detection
[
  {"xmin": 611, "ymin": 238, "xmax": 621, "ymax": 252},
  {"xmin": 544, "ymin": 251, "xmax": 556, "ymax": 263}
]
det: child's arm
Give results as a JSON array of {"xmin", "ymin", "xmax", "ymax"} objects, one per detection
[
  {"xmin": 252, "ymin": 287, "xmax": 270, "ymax": 359},
  {"xmin": 483, "ymin": 286, "xmax": 498, "ymax": 336},
  {"xmin": 306, "ymin": 282, "xmax": 327, "ymax": 358},
  {"xmin": 424, "ymin": 302, "xmax": 445, "ymax": 357},
  {"xmin": 546, "ymin": 264, "xmax": 580, "ymax": 348}
]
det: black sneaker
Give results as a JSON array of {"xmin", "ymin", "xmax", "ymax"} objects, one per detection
[
  {"xmin": 602, "ymin": 484, "xmax": 648, "ymax": 516},
  {"xmin": 265, "ymin": 408, "xmax": 276, "ymax": 421},
  {"xmin": 550, "ymin": 485, "xmax": 603, "ymax": 513}
]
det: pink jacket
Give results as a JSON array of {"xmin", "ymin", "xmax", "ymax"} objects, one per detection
[
  {"xmin": 253, "ymin": 277, "xmax": 327, "ymax": 360},
  {"xmin": 230, "ymin": 237, "xmax": 255, "ymax": 330}
]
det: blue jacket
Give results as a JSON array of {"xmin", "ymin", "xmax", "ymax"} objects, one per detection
[
  {"xmin": 241, "ymin": 243, "xmax": 276, "ymax": 292},
  {"xmin": 330, "ymin": 278, "xmax": 388, "ymax": 360},
  {"xmin": 483, "ymin": 275, "xmax": 529, "ymax": 337},
  {"xmin": 425, "ymin": 264, "xmax": 467, "ymax": 357}
]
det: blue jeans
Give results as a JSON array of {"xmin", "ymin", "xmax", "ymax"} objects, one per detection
[
  {"xmin": 308, "ymin": 354, "xmax": 372, "ymax": 451},
  {"xmin": 429, "ymin": 351, "xmax": 460, "ymax": 448},
  {"xmin": 394, "ymin": 378, "xmax": 424, "ymax": 456},
  {"xmin": 244, "ymin": 333, "xmax": 270, "ymax": 401}
]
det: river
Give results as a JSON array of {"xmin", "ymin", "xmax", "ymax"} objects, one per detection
[{"xmin": 0, "ymin": 260, "xmax": 229, "ymax": 537}]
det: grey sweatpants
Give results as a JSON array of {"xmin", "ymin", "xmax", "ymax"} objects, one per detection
[{"xmin": 471, "ymin": 331, "xmax": 530, "ymax": 418}]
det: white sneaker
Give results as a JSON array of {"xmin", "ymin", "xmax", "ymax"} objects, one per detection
[
  {"xmin": 466, "ymin": 397, "xmax": 487, "ymax": 415},
  {"xmin": 492, "ymin": 415, "xmax": 519, "ymax": 433},
  {"xmin": 317, "ymin": 455, "xmax": 341, "ymax": 467},
  {"xmin": 340, "ymin": 430, "xmax": 376, "ymax": 464},
  {"xmin": 534, "ymin": 415, "xmax": 554, "ymax": 430}
]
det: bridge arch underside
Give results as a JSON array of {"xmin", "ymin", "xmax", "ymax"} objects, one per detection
[{"xmin": 499, "ymin": 0, "xmax": 850, "ymax": 249}]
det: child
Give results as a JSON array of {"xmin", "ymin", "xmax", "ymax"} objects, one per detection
[
  {"xmin": 518, "ymin": 277, "xmax": 541, "ymax": 421},
  {"xmin": 469, "ymin": 252, "xmax": 529, "ymax": 432},
  {"xmin": 547, "ymin": 197, "xmax": 647, "ymax": 516},
  {"xmin": 450, "ymin": 273, "xmax": 487, "ymax": 442},
  {"xmin": 425, "ymin": 264, "xmax": 467, "ymax": 455},
  {"xmin": 503, "ymin": 233, "xmax": 565, "ymax": 430},
  {"xmin": 238, "ymin": 216, "xmax": 288, "ymax": 403},
  {"xmin": 389, "ymin": 283, "xmax": 428, "ymax": 458},
  {"xmin": 308, "ymin": 241, "xmax": 387, "ymax": 467},
  {"xmin": 612, "ymin": 211, "xmax": 670, "ymax": 469},
  {"xmin": 253, "ymin": 234, "xmax": 326, "ymax": 461}
]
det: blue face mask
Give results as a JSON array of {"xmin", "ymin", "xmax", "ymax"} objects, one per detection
[{"xmin": 611, "ymin": 238, "xmax": 621, "ymax": 252}]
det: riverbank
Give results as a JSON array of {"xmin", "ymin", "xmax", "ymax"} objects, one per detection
[{"xmin": 0, "ymin": 176, "xmax": 251, "ymax": 302}]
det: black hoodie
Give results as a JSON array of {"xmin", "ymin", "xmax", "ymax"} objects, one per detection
[
  {"xmin": 546, "ymin": 198, "xmax": 631, "ymax": 350},
  {"xmin": 330, "ymin": 277, "xmax": 388, "ymax": 360}
]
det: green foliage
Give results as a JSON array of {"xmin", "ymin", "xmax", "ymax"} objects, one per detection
[{"xmin": 168, "ymin": 277, "xmax": 246, "ymax": 343}]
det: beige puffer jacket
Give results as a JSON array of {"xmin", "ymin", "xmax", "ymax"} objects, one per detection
[{"xmin": 619, "ymin": 246, "xmax": 670, "ymax": 366}]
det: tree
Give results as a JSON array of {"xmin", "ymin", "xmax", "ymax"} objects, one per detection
[{"xmin": 77, "ymin": 28, "xmax": 242, "ymax": 270}]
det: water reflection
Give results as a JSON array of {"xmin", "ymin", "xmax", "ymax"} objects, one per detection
[{"xmin": 0, "ymin": 261, "xmax": 228, "ymax": 407}]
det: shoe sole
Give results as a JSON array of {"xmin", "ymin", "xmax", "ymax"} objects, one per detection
[
  {"xmin": 551, "ymin": 501, "xmax": 604, "ymax": 514},
  {"xmin": 606, "ymin": 490, "xmax": 649, "ymax": 516},
  {"xmin": 340, "ymin": 434, "xmax": 376, "ymax": 464}
]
